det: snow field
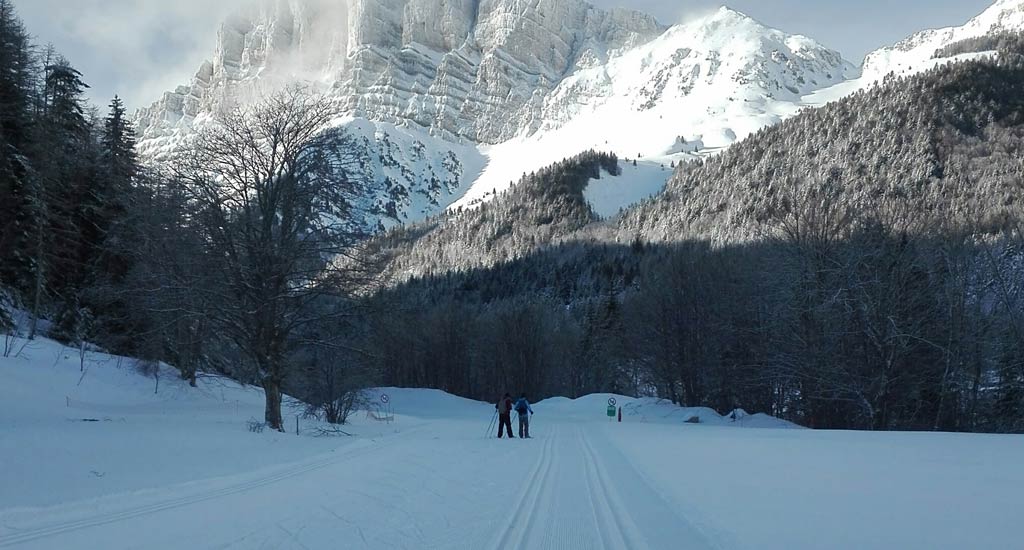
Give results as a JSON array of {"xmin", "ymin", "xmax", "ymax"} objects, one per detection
[{"xmin": 2, "ymin": 337, "xmax": 1023, "ymax": 549}]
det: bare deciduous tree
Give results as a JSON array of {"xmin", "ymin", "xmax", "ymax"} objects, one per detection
[{"xmin": 175, "ymin": 88, "xmax": 369, "ymax": 431}]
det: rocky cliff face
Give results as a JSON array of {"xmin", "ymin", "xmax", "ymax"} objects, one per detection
[{"xmin": 136, "ymin": 0, "xmax": 664, "ymax": 152}]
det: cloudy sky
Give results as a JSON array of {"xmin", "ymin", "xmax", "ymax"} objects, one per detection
[{"xmin": 16, "ymin": 0, "xmax": 994, "ymax": 111}]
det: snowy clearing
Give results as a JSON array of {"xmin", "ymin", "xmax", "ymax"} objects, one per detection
[
  {"xmin": 1, "ymin": 338, "xmax": 1022, "ymax": 549},
  {"xmin": 584, "ymin": 162, "xmax": 671, "ymax": 219}
]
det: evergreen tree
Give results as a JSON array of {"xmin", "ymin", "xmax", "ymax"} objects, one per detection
[
  {"xmin": 26, "ymin": 55, "xmax": 92, "ymax": 338},
  {"xmin": 0, "ymin": 0, "xmax": 36, "ymax": 291},
  {"xmin": 78, "ymin": 96, "xmax": 142, "ymax": 351},
  {"xmin": 102, "ymin": 95, "xmax": 137, "ymax": 185}
]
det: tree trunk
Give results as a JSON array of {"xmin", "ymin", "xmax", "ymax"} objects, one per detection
[
  {"xmin": 28, "ymin": 226, "xmax": 44, "ymax": 340},
  {"xmin": 263, "ymin": 377, "xmax": 284, "ymax": 432}
]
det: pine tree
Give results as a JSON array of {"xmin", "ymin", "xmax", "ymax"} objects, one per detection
[
  {"xmin": 41, "ymin": 59, "xmax": 89, "ymax": 142},
  {"xmin": 26, "ymin": 54, "xmax": 92, "ymax": 338},
  {"xmin": 91, "ymin": 95, "xmax": 137, "ymax": 268},
  {"xmin": 0, "ymin": 0, "xmax": 37, "ymax": 292},
  {"xmin": 102, "ymin": 95, "xmax": 137, "ymax": 185},
  {"xmin": 77, "ymin": 96, "xmax": 142, "ymax": 351}
]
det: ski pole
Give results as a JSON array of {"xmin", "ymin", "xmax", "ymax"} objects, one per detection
[{"xmin": 486, "ymin": 409, "xmax": 498, "ymax": 438}]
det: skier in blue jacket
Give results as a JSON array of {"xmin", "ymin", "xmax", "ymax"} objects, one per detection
[{"xmin": 514, "ymin": 394, "xmax": 534, "ymax": 438}]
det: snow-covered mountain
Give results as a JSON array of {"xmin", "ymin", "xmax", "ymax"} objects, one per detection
[
  {"xmin": 862, "ymin": 0, "xmax": 1024, "ymax": 81},
  {"xmin": 803, "ymin": 0, "xmax": 1024, "ymax": 107},
  {"xmin": 136, "ymin": 0, "xmax": 664, "ymax": 149},
  {"xmin": 454, "ymin": 7, "xmax": 856, "ymax": 209},
  {"xmin": 135, "ymin": 1, "xmax": 854, "ymax": 226},
  {"xmin": 136, "ymin": 0, "xmax": 1024, "ymax": 227}
]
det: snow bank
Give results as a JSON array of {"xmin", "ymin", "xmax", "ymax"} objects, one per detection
[
  {"xmin": 535, "ymin": 393, "xmax": 798, "ymax": 428},
  {"xmin": 368, "ymin": 387, "xmax": 491, "ymax": 419}
]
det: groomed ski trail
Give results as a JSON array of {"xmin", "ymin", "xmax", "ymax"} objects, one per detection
[
  {"xmin": 1, "ymin": 418, "xmax": 715, "ymax": 549},
  {"xmin": 486, "ymin": 423, "xmax": 715, "ymax": 550},
  {"xmin": 0, "ymin": 434, "xmax": 414, "ymax": 548}
]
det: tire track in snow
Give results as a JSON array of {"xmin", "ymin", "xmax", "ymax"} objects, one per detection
[
  {"xmin": 488, "ymin": 426, "xmax": 558, "ymax": 550},
  {"xmin": 0, "ymin": 436, "xmax": 410, "ymax": 548}
]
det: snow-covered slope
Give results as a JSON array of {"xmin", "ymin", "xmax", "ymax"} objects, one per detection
[
  {"xmin": 453, "ymin": 7, "xmax": 855, "ymax": 209},
  {"xmin": 323, "ymin": 118, "xmax": 487, "ymax": 228},
  {"xmin": 540, "ymin": 7, "xmax": 852, "ymax": 149},
  {"xmin": 3, "ymin": 336, "xmax": 1023, "ymax": 549},
  {"xmin": 584, "ymin": 162, "xmax": 670, "ymax": 219},
  {"xmin": 804, "ymin": 0, "xmax": 1024, "ymax": 107},
  {"xmin": 136, "ymin": 2, "xmax": 854, "ymax": 224},
  {"xmin": 862, "ymin": 0, "xmax": 1024, "ymax": 81}
]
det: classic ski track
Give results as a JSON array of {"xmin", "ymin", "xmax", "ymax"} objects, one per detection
[
  {"xmin": 489, "ymin": 426, "xmax": 557, "ymax": 550},
  {"xmin": 580, "ymin": 426, "xmax": 645, "ymax": 550},
  {"xmin": 0, "ymin": 434, "xmax": 411, "ymax": 548},
  {"xmin": 579, "ymin": 427, "xmax": 613, "ymax": 550}
]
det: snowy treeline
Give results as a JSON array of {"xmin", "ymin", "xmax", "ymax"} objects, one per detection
[
  {"xmin": 934, "ymin": 31, "xmax": 1024, "ymax": 59},
  {"xmin": 364, "ymin": 54, "xmax": 1024, "ymax": 432}
]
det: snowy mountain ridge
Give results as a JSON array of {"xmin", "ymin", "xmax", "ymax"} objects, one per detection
[
  {"xmin": 861, "ymin": 0, "xmax": 1024, "ymax": 81},
  {"xmin": 135, "ymin": 0, "xmax": 666, "ymax": 150},
  {"xmin": 135, "ymin": 0, "xmax": 1024, "ymax": 227},
  {"xmin": 452, "ymin": 6, "xmax": 856, "ymax": 209}
]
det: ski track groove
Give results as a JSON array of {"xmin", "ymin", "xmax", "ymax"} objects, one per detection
[
  {"xmin": 489, "ymin": 426, "xmax": 557, "ymax": 550},
  {"xmin": 579, "ymin": 427, "xmax": 648, "ymax": 550},
  {"xmin": 579, "ymin": 427, "xmax": 613, "ymax": 550},
  {"xmin": 0, "ymin": 435, "xmax": 410, "ymax": 548}
]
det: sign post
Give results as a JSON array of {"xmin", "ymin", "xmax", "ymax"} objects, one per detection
[
  {"xmin": 380, "ymin": 393, "xmax": 393, "ymax": 424},
  {"xmin": 607, "ymin": 397, "xmax": 617, "ymax": 421}
]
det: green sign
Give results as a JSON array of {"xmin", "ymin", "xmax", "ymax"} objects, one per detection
[{"xmin": 607, "ymin": 405, "xmax": 616, "ymax": 417}]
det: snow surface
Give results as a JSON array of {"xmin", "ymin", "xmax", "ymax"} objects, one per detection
[
  {"xmin": 585, "ymin": 162, "xmax": 671, "ymax": 219},
  {"xmin": 2, "ymin": 336, "xmax": 1023, "ymax": 549}
]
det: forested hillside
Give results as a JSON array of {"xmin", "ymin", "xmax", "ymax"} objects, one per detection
[
  {"xmin": 367, "ymin": 151, "xmax": 620, "ymax": 281},
  {"xmin": 367, "ymin": 52, "xmax": 1024, "ymax": 432},
  {"xmin": 618, "ymin": 53, "xmax": 1024, "ymax": 243}
]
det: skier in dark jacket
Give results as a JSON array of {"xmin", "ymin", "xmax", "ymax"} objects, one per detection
[
  {"xmin": 495, "ymin": 393, "xmax": 515, "ymax": 438},
  {"xmin": 514, "ymin": 393, "xmax": 534, "ymax": 438}
]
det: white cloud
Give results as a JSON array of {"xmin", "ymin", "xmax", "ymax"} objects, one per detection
[{"xmin": 17, "ymin": 0, "xmax": 255, "ymax": 110}]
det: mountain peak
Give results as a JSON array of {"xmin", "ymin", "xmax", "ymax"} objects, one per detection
[{"xmin": 678, "ymin": 5, "xmax": 762, "ymax": 30}]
